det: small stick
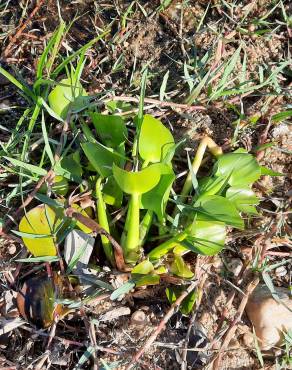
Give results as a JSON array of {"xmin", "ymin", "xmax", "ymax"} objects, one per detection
[
  {"xmin": 65, "ymin": 208, "xmax": 128, "ymax": 272},
  {"xmin": 125, "ymin": 281, "xmax": 198, "ymax": 370}
]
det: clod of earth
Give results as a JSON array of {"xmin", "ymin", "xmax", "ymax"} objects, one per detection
[{"xmin": 246, "ymin": 284, "xmax": 292, "ymax": 350}]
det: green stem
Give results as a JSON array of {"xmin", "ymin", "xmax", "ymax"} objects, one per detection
[
  {"xmin": 172, "ymin": 137, "xmax": 223, "ymax": 219},
  {"xmin": 139, "ymin": 210, "xmax": 153, "ymax": 246},
  {"xmin": 123, "ymin": 193, "xmax": 140, "ymax": 264},
  {"xmin": 181, "ymin": 137, "xmax": 222, "ymax": 198},
  {"xmin": 96, "ymin": 178, "xmax": 115, "ymax": 266},
  {"xmin": 148, "ymin": 228, "xmax": 190, "ymax": 261}
]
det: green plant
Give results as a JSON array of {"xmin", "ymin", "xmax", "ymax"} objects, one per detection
[{"xmin": 0, "ymin": 23, "xmax": 278, "ymax": 308}]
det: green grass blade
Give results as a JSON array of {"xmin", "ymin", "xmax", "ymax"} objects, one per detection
[
  {"xmin": 41, "ymin": 111, "xmax": 54, "ymax": 165},
  {"xmin": 51, "ymin": 29, "xmax": 110, "ymax": 78},
  {"xmin": 4, "ymin": 156, "xmax": 47, "ymax": 176},
  {"xmin": 0, "ymin": 66, "xmax": 35, "ymax": 101}
]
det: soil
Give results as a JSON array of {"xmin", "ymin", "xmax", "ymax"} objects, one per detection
[{"xmin": 0, "ymin": 0, "xmax": 291, "ymax": 369}]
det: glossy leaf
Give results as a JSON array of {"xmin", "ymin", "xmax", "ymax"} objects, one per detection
[
  {"xmin": 48, "ymin": 78, "xmax": 87, "ymax": 119},
  {"xmin": 195, "ymin": 195, "xmax": 244, "ymax": 229},
  {"xmin": 40, "ymin": 175, "xmax": 69, "ymax": 196},
  {"xmin": 19, "ymin": 205, "xmax": 61, "ymax": 256},
  {"xmin": 165, "ymin": 287, "xmax": 197, "ymax": 315},
  {"xmin": 175, "ymin": 215, "xmax": 226, "ymax": 256},
  {"xmin": 81, "ymin": 142, "xmax": 122, "ymax": 178},
  {"xmin": 226, "ymin": 186, "xmax": 259, "ymax": 215},
  {"xmin": 72, "ymin": 204, "xmax": 94, "ymax": 234},
  {"xmin": 138, "ymin": 114, "xmax": 175, "ymax": 163},
  {"xmin": 141, "ymin": 165, "xmax": 175, "ymax": 220},
  {"xmin": 54, "ymin": 152, "xmax": 83, "ymax": 183},
  {"xmin": 198, "ymin": 175, "xmax": 228, "ymax": 197},
  {"xmin": 215, "ymin": 152, "xmax": 261, "ymax": 186},
  {"xmin": 90, "ymin": 112, "xmax": 127, "ymax": 148},
  {"xmin": 260, "ymin": 166, "xmax": 283, "ymax": 177},
  {"xmin": 131, "ymin": 259, "xmax": 154, "ymax": 275},
  {"xmin": 102, "ymin": 176, "xmax": 123, "ymax": 207},
  {"xmin": 112, "ymin": 163, "xmax": 162, "ymax": 195},
  {"xmin": 170, "ymin": 254, "xmax": 194, "ymax": 278},
  {"xmin": 135, "ymin": 274, "xmax": 160, "ymax": 287}
]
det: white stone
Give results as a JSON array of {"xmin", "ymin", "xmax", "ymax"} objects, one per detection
[
  {"xmin": 246, "ymin": 284, "xmax": 292, "ymax": 350},
  {"xmin": 64, "ymin": 230, "xmax": 95, "ymax": 273}
]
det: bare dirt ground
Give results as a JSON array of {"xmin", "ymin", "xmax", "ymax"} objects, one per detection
[{"xmin": 0, "ymin": 0, "xmax": 291, "ymax": 369}]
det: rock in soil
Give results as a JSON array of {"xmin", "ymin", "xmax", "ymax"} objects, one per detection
[
  {"xmin": 131, "ymin": 310, "xmax": 147, "ymax": 326},
  {"xmin": 246, "ymin": 284, "xmax": 292, "ymax": 350}
]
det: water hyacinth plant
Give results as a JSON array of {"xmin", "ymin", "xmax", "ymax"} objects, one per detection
[
  {"xmin": 16, "ymin": 69, "xmax": 266, "ymax": 278},
  {"xmin": 0, "ymin": 22, "xmax": 279, "ymax": 324}
]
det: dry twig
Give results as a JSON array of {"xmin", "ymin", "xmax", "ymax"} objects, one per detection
[{"xmin": 125, "ymin": 281, "xmax": 198, "ymax": 370}]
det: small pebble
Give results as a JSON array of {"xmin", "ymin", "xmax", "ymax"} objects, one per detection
[
  {"xmin": 275, "ymin": 266, "xmax": 287, "ymax": 277},
  {"xmin": 131, "ymin": 310, "xmax": 146, "ymax": 326},
  {"xmin": 8, "ymin": 245, "xmax": 17, "ymax": 255},
  {"xmin": 242, "ymin": 332, "xmax": 254, "ymax": 347},
  {"xmin": 246, "ymin": 284, "xmax": 292, "ymax": 350},
  {"xmin": 248, "ymin": 24, "xmax": 256, "ymax": 32}
]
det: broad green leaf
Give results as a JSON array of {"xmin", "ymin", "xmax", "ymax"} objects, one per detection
[
  {"xmin": 165, "ymin": 287, "xmax": 197, "ymax": 315},
  {"xmin": 138, "ymin": 114, "xmax": 175, "ymax": 163},
  {"xmin": 106, "ymin": 100, "xmax": 132, "ymax": 114},
  {"xmin": 51, "ymin": 176, "xmax": 69, "ymax": 196},
  {"xmin": 195, "ymin": 195, "xmax": 244, "ymax": 229},
  {"xmin": 198, "ymin": 175, "xmax": 228, "ymax": 197},
  {"xmin": 72, "ymin": 204, "xmax": 94, "ymax": 234},
  {"xmin": 175, "ymin": 215, "xmax": 226, "ymax": 256},
  {"xmin": 154, "ymin": 265, "xmax": 168, "ymax": 274},
  {"xmin": 141, "ymin": 165, "xmax": 175, "ymax": 220},
  {"xmin": 90, "ymin": 112, "xmax": 127, "ymax": 148},
  {"xmin": 102, "ymin": 176, "xmax": 123, "ymax": 207},
  {"xmin": 260, "ymin": 166, "xmax": 283, "ymax": 176},
  {"xmin": 226, "ymin": 186, "xmax": 259, "ymax": 215},
  {"xmin": 48, "ymin": 78, "xmax": 87, "ymax": 119},
  {"xmin": 135, "ymin": 274, "xmax": 160, "ymax": 287},
  {"xmin": 54, "ymin": 152, "xmax": 83, "ymax": 183},
  {"xmin": 39, "ymin": 175, "xmax": 69, "ymax": 196},
  {"xmin": 215, "ymin": 152, "xmax": 261, "ymax": 186},
  {"xmin": 131, "ymin": 259, "xmax": 154, "ymax": 275},
  {"xmin": 81, "ymin": 142, "xmax": 122, "ymax": 178},
  {"xmin": 112, "ymin": 163, "xmax": 162, "ymax": 195},
  {"xmin": 19, "ymin": 204, "xmax": 61, "ymax": 256},
  {"xmin": 170, "ymin": 255, "xmax": 194, "ymax": 278}
]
